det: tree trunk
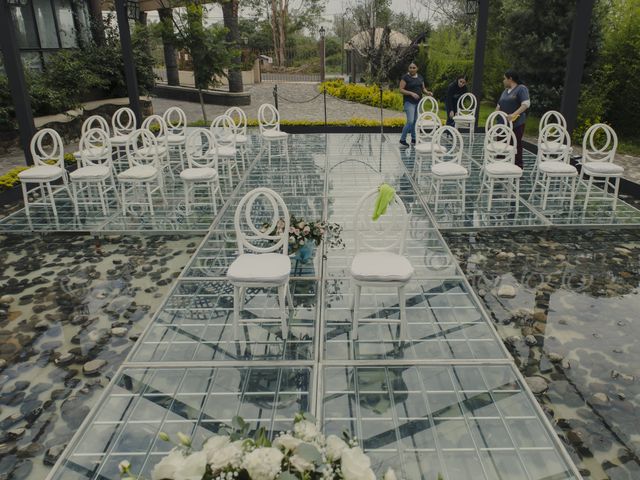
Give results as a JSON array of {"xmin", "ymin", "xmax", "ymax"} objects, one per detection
[
  {"xmin": 270, "ymin": 0, "xmax": 280, "ymax": 66},
  {"xmin": 198, "ymin": 88, "xmax": 208, "ymax": 124},
  {"xmin": 221, "ymin": 0, "xmax": 243, "ymax": 92},
  {"xmin": 278, "ymin": 0, "xmax": 287, "ymax": 67},
  {"xmin": 158, "ymin": 8, "xmax": 180, "ymax": 86},
  {"xmin": 88, "ymin": 0, "xmax": 104, "ymax": 45}
]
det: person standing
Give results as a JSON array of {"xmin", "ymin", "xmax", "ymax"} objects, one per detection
[
  {"xmin": 445, "ymin": 76, "xmax": 468, "ymax": 127},
  {"xmin": 496, "ymin": 70, "xmax": 530, "ymax": 168},
  {"xmin": 399, "ymin": 62, "xmax": 432, "ymax": 147}
]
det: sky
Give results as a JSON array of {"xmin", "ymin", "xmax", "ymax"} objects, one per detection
[{"xmin": 146, "ymin": 0, "xmax": 434, "ymax": 29}]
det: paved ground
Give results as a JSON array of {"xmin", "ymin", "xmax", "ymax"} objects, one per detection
[{"xmin": 2, "ymin": 82, "xmax": 638, "ymax": 184}]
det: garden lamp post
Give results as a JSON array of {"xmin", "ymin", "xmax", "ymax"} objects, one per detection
[
  {"xmin": 468, "ymin": 0, "xmax": 489, "ymax": 129},
  {"xmin": 319, "ymin": 26, "xmax": 326, "ymax": 83}
]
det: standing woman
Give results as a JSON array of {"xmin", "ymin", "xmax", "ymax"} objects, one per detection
[
  {"xmin": 399, "ymin": 62, "xmax": 432, "ymax": 147},
  {"xmin": 497, "ymin": 70, "xmax": 531, "ymax": 168}
]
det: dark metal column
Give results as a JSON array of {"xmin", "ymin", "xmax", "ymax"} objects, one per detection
[
  {"xmin": 561, "ymin": 0, "xmax": 596, "ymax": 134},
  {"xmin": 0, "ymin": 0, "xmax": 36, "ymax": 166},
  {"xmin": 114, "ymin": 0, "xmax": 142, "ymax": 125},
  {"xmin": 471, "ymin": 0, "xmax": 489, "ymax": 128}
]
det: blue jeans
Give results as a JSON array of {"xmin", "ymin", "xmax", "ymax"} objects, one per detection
[{"xmin": 400, "ymin": 100, "xmax": 418, "ymax": 142}]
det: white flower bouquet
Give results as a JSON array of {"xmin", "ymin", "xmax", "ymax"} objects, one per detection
[{"xmin": 119, "ymin": 413, "xmax": 398, "ymax": 480}]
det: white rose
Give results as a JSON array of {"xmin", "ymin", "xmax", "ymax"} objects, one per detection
[
  {"xmin": 151, "ymin": 448, "xmax": 185, "ymax": 480},
  {"xmin": 325, "ymin": 435, "xmax": 348, "ymax": 462},
  {"xmin": 203, "ymin": 435, "xmax": 231, "ymax": 463},
  {"xmin": 384, "ymin": 467, "xmax": 398, "ymax": 480},
  {"xmin": 175, "ymin": 450, "xmax": 207, "ymax": 480},
  {"xmin": 242, "ymin": 447, "xmax": 284, "ymax": 480},
  {"xmin": 273, "ymin": 433, "xmax": 302, "ymax": 452},
  {"xmin": 341, "ymin": 447, "xmax": 375, "ymax": 480},
  {"xmin": 289, "ymin": 454, "xmax": 314, "ymax": 473},
  {"xmin": 294, "ymin": 420, "xmax": 319, "ymax": 442},
  {"xmin": 208, "ymin": 440, "xmax": 244, "ymax": 471}
]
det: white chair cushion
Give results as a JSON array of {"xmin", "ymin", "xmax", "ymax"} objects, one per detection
[
  {"xmin": 217, "ymin": 146, "xmax": 237, "ymax": 157},
  {"xmin": 18, "ymin": 165, "xmax": 64, "ymax": 181},
  {"xmin": 415, "ymin": 143, "xmax": 447, "ymax": 154},
  {"xmin": 224, "ymin": 134, "xmax": 248, "ymax": 144},
  {"xmin": 583, "ymin": 162, "xmax": 624, "ymax": 175},
  {"xmin": 416, "ymin": 119, "xmax": 438, "ymax": 127},
  {"xmin": 70, "ymin": 165, "xmax": 110, "ymax": 180},
  {"xmin": 137, "ymin": 146, "xmax": 168, "ymax": 157},
  {"xmin": 165, "ymin": 134, "xmax": 186, "ymax": 144},
  {"xmin": 109, "ymin": 135, "xmax": 130, "ymax": 145},
  {"xmin": 73, "ymin": 147, "xmax": 108, "ymax": 159},
  {"xmin": 454, "ymin": 114, "xmax": 475, "ymax": 122},
  {"xmin": 432, "ymin": 162, "xmax": 469, "ymax": 177},
  {"xmin": 485, "ymin": 162, "xmax": 523, "ymax": 176},
  {"xmin": 350, "ymin": 252, "xmax": 414, "ymax": 282},
  {"xmin": 486, "ymin": 142, "xmax": 516, "ymax": 153},
  {"xmin": 262, "ymin": 130, "xmax": 288, "ymax": 139},
  {"xmin": 538, "ymin": 162, "xmax": 578, "ymax": 175},
  {"xmin": 118, "ymin": 165, "xmax": 158, "ymax": 180},
  {"xmin": 180, "ymin": 167, "xmax": 218, "ymax": 181},
  {"xmin": 227, "ymin": 253, "xmax": 291, "ymax": 283},
  {"xmin": 540, "ymin": 141, "xmax": 571, "ymax": 153}
]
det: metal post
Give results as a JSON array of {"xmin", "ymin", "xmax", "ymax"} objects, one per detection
[
  {"xmin": 561, "ymin": 0, "xmax": 596, "ymax": 135},
  {"xmin": 471, "ymin": 0, "xmax": 489, "ymax": 129},
  {"xmin": 115, "ymin": 0, "xmax": 142, "ymax": 125},
  {"xmin": 273, "ymin": 84, "xmax": 279, "ymax": 111},
  {"xmin": 323, "ymin": 89, "xmax": 327, "ymax": 127},
  {"xmin": 0, "ymin": 0, "xmax": 36, "ymax": 166},
  {"xmin": 320, "ymin": 36, "xmax": 326, "ymax": 83}
]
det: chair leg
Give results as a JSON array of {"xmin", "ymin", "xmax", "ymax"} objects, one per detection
[
  {"xmin": 278, "ymin": 284, "xmax": 288, "ymax": 338},
  {"xmin": 569, "ymin": 176, "xmax": 576, "ymax": 210},
  {"xmin": 184, "ymin": 182, "xmax": 191, "ymax": 216},
  {"xmin": 434, "ymin": 178, "xmax": 441, "ymax": 212},
  {"xmin": 98, "ymin": 181, "xmax": 108, "ymax": 215},
  {"xmin": 352, "ymin": 284, "xmax": 362, "ymax": 339},
  {"xmin": 460, "ymin": 179, "xmax": 466, "ymax": 213},
  {"xmin": 398, "ymin": 285, "xmax": 408, "ymax": 341},
  {"xmin": 146, "ymin": 183, "xmax": 155, "ymax": 216},
  {"xmin": 121, "ymin": 184, "xmax": 128, "ymax": 217},
  {"xmin": 487, "ymin": 178, "xmax": 494, "ymax": 210},
  {"xmin": 529, "ymin": 169, "xmax": 540, "ymax": 202},
  {"xmin": 286, "ymin": 285, "xmax": 294, "ymax": 309},
  {"xmin": 542, "ymin": 175, "xmax": 551, "ymax": 210},
  {"xmin": 583, "ymin": 175, "xmax": 593, "ymax": 210},
  {"xmin": 21, "ymin": 182, "xmax": 31, "ymax": 219},
  {"xmin": 613, "ymin": 177, "xmax": 620, "ymax": 210},
  {"xmin": 233, "ymin": 285, "xmax": 241, "ymax": 340},
  {"xmin": 45, "ymin": 182, "xmax": 58, "ymax": 218},
  {"xmin": 209, "ymin": 183, "xmax": 217, "ymax": 215},
  {"xmin": 71, "ymin": 182, "xmax": 80, "ymax": 216},
  {"xmin": 515, "ymin": 178, "xmax": 520, "ymax": 213}
]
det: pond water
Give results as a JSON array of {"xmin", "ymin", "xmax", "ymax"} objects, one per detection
[
  {"xmin": 444, "ymin": 229, "xmax": 640, "ymax": 480},
  {"xmin": 0, "ymin": 232, "xmax": 199, "ymax": 479}
]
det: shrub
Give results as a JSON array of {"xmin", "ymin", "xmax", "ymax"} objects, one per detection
[
  {"xmin": 320, "ymin": 80, "xmax": 404, "ymax": 111},
  {"xmin": 0, "ymin": 167, "xmax": 29, "ymax": 192}
]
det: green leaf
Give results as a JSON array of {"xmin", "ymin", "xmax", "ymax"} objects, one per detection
[
  {"xmin": 231, "ymin": 416, "xmax": 246, "ymax": 430},
  {"xmin": 294, "ymin": 443, "xmax": 322, "ymax": 464},
  {"xmin": 302, "ymin": 412, "xmax": 316, "ymax": 423},
  {"xmin": 277, "ymin": 472, "xmax": 298, "ymax": 480}
]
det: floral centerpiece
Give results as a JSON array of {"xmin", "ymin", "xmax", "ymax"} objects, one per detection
[
  {"xmin": 119, "ymin": 413, "xmax": 397, "ymax": 480},
  {"xmin": 263, "ymin": 216, "xmax": 342, "ymax": 256}
]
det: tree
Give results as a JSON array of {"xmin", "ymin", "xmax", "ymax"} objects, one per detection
[
  {"xmin": 244, "ymin": 0, "xmax": 325, "ymax": 66},
  {"xmin": 219, "ymin": 0, "xmax": 243, "ymax": 92},
  {"xmin": 162, "ymin": 2, "xmax": 237, "ymax": 122}
]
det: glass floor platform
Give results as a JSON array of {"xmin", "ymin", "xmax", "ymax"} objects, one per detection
[
  {"xmin": 45, "ymin": 134, "xmax": 583, "ymax": 479},
  {"xmin": 2, "ymin": 133, "xmax": 639, "ymax": 233}
]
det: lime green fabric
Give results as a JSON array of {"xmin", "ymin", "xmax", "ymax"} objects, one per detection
[{"xmin": 372, "ymin": 183, "xmax": 396, "ymax": 221}]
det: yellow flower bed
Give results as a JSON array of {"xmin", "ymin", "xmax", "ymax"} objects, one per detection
[
  {"xmin": 189, "ymin": 117, "xmax": 405, "ymax": 128},
  {"xmin": 0, "ymin": 166, "xmax": 29, "ymax": 192},
  {"xmin": 319, "ymin": 79, "xmax": 404, "ymax": 112}
]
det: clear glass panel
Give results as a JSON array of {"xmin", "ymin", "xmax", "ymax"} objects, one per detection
[
  {"xmin": 33, "ymin": 0, "xmax": 60, "ymax": 48},
  {"xmin": 10, "ymin": 5, "xmax": 39, "ymax": 48},
  {"xmin": 54, "ymin": 0, "xmax": 78, "ymax": 47}
]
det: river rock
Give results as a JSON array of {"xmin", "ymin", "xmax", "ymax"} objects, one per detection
[
  {"xmin": 525, "ymin": 376, "xmax": 549, "ymax": 394},
  {"xmin": 44, "ymin": 444, "xmax": 67, "ymax": 466},
  {"xmin": 111, "ymin": 327, "xmax": 128, "ymax": 337},
  {"xmin": 497, "ymin": 285, "xmax": 517, "ymax": 298},
  {"xmin": 548, "ymin": 352, "xmax": 563, "ymax": 363},
  {"xmin": 524, "ymin": 335, "xmax": 537, "ymax": 346},
  {"xmin": 590, "ymin": 392, "xmax": 610, "ymax": 407},
  {"xmin": 83, "ymin": 359, "xmax": 106, "ymax": 375},
  {"xmin": 0, "ymin": 296, "xmax": 13, "ymax": 304},
  {"xmin": 54, "ymin": 353, "xmax": 75, "ymax": 366}
]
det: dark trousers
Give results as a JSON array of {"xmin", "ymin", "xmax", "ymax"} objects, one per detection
[{"xmin": 514, "ymin": 123, "xmax": 525, "ymax": 168}]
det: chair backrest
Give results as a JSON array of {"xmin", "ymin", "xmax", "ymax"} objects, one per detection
[
  {"xmin": 539, "ymin": 110, "xmax": 567, "ymax": 131},
  {"xmin": 142, "ymin": 115, "xmax": 168, "ymax": 148},
  {"xmin": 234, "ymin": 188, "xmax": 290, "ymax": 255},
  {"xmin": 163, "ymin": 107, "xmax": 187, "ymax": 135},
  {"xmin": 456, "ymin": 92, "xmax": 477, "ymax": 116},
  {"xmin": 210, "ymin": 114, "xmax": 236, "ymax": 150},
  {"xmin": 485, "ymin": 111, "xmax": 512, "ymax": 131},
  {"xmin": 582, "ymin": 123, "xmax": 617, "ymax": 164},
  {"xmin": 416, "ymin": 112, "xmax": 441, "ymax": 145},
  {"xmin": 418, "ymin": 96, "xmax": 439, "ymax": 116},
  {"xmin": 431, "ymin": 126, "xmax": 464, "ymax": 166},
  {"xmin": 79, "ymin": 128, "xmax": 113, "ymax": 168},
  {"xmin": 111, "ymin": 107, "xmax": 136, "ymax": 137},
  {"xmin": 31, "ymin": 128, "xmax": 64, "ymax": 168},
  {"xmin": 81, "ymin": 115, "xmax": 110, "ymax": 137},
  {"xmin": 258, "ymin": 103, "xmax": 281, "ymax": 134},
  {"xmin": 484, "ymin": 124, "xmax": 517, "ymax": 164},
  {"xmin": 353, "ymin": 187, "xmax": 409, "ymax": 255},
  {"xmin": 225, "ymin": 107, "xmax": 248, "ymax": 136},
  {"xmin": 126, "ymin": 129, "xmax": 160, "ymax": 168},
  {"xmin": 185, "ymin": 129, "xmax": 217, "ymax": 169},
  {"xmin": 538, "ymin": 123, "xmax": 571, "ymax": 163}
]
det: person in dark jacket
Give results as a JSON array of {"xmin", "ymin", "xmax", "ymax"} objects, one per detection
[
  {"xmin": 496, "ymin": 70, "xmax": 531, "ymax": 168},
  {"xmin": 445, "ymin": 76, "xmax": 468, "ymax": 127}
]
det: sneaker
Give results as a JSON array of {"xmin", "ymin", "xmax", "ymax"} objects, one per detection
[
  {"xmin": 411, "ymin": 139, "xmax": 416, "ymax": 145},
  {"xmin": 399, "ymin": 140, "xmax": 410, "ymax": 147}
]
